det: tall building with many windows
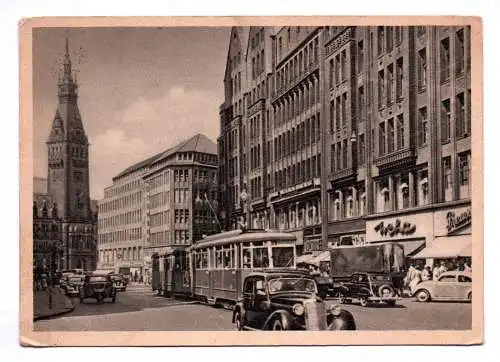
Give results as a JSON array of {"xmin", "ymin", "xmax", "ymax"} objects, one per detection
[
  {"xmin": 97, "ymin": 134, "xmax": 218, "ymax": 277},
  {"xmin": 218, "ymin": 26, "xmax": 472, "ymax": 260}
]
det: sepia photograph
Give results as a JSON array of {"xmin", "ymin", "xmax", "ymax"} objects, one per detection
[{"xmin": 19, "ymin": 16, "xmax": 483, "ymax": 346}]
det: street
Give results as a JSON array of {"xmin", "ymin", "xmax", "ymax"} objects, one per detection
[{"xmin": 34, "ymin": 284, "xmax": 472, "ymax": 331}]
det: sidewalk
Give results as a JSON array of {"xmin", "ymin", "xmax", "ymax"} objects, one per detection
[{"xmin": 33, "ymin": 286, "xmax": 74, "ymax": 321}]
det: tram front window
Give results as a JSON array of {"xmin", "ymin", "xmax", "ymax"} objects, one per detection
[
  {"xmin": 252, "ymin": 247, "xmax": 269, "ymax": 268},
  {"xmin": 272, "ymin": 247, "xmax": 295, "ymax": 268}
]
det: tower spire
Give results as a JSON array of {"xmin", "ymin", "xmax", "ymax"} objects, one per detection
[{"xmin": 62, "ymin": 31, "xmax": 73, "ymax": 82}]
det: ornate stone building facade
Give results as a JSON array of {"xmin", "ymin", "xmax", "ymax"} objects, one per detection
[
  {"xmin": 218, "ymin": 26, "xmax": 472, "ymax": 258},
  {"xmin": 44, "ymin": 38, "xmax": 98, "ymax": 271}
]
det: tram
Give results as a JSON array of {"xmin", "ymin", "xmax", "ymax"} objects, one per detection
[
  {"xmin": 151, "ymin": 246, "xmax": 191, "ymax": 298},
  {"xmin": 151, "ymin": 228, "xmax": 299, "ymax": 307},
  {"xmin": 190, "ymin": 228, "xmax": 298, "ymax": 307}
]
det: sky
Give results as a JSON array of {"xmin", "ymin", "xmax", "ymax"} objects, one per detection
[{"xmin": 33, "ymin": 26, "xmax": 231, "ymax": 200}]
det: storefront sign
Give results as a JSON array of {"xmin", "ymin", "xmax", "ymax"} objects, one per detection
[
  {"xmin": 446, "ymin": 207, "xmax": 471, "ymax": 235},
  {"xmin": 434, "ymin": 204, "xmax": 472, "ymax": 237},
  {"xmin": 374, "ymin": 219, "xmax": 417, "ymax": 238}
]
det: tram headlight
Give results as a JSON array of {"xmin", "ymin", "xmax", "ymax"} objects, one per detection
[{"xmin": 292, "ymin": 303, "xmax": 305, "ymax": 316}]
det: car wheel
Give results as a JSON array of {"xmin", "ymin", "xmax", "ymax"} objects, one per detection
[
  {"xmin": 386, "ymin": 300, "xmax": 396, "ymax": 307},
  {"xmin": 271, "ymin": 319, "xmax": 283, "ymax": 331},
  {"xmin": 112, "ymin": 294, "xmax": 116, "ymax": 303},
  {"xmin": 416, "ymin": 289, "xmax": 431, "ymax": 302},
  {"xmin": 467, "ymin": 292, "xmax": 472, "ymax": 302},
  {"xmin": 359, "ymin": 297, "xmax": 369, "ymax": 307},
  {"xmin": 234, "ymin": 310, "xmax": 244, "ymax": 331}
]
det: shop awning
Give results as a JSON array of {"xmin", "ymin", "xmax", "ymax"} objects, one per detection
[
  {"xmin": 311, "ymin": 250, "xmax": 330, "ymax": 264},
  {"xmin": 412, "ymin": 235, "xmax": 472, "ymax": 259},
  {"xmin": 401, "ymin": 240, "xmax": 426, "ymax": 257},
  {"xmin": 296, "ymin": 253, "xmax": 317, "ymax": 265}
]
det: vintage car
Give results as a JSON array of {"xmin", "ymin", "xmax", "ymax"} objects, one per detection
[
  {"xmin": 411, "ymin": 270, "xmax": 472, "ymax": 302},
  {"xmin": 333, "ymin": 272, "xmax": 400, "ymax": 307},
  {"xmin": 109, "ymin": 273, "xmax": 128, "ymax": 292},
  {"xmin": 79, "ymin": 274, "xmax": 117, "ymax": 304},
  {"xmin": 60, "ymin": 274, "xmax": 84, "ymax": 297},
  {"xmin": 232, "ymin": 270, "xmax": 356, "ymax": 331}
]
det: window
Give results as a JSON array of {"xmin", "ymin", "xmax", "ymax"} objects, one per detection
[
  {"xmin": 440, "ymin": 37, "xmax": 450, "ymax": 82},
  {"xmin": 442, "ymin": 157, "xmax": 452, "ymax": 198},
  {"xmin": 456, "ymin": 92, "xmax": 466, "ymax": 138},
  {"xmin": 341, "ymin": 93, "xmax": 347, "ymax": 127},
  {"xmin": 330, "ymin": 144, "xmax": 335, "ymax": 172},
  {"xmin": 335, "ymin": 96, "xmax": 341, "ymax": 130},
  {"xmin": 458, "ymin": 275, "xmax": 472, "ymax": 283},
  {"xmin": 341, "ymin": 50, "xmax": 347, "ymax": 81},
  {"xmin": 378, "ymin": 70, "xmax": 385, "ymax": 108},
  {"xmin": 395, "ymin": 26, "xmax": 402, "ymax": 45},
  {"xmin": 418, "ymin": 48, "xmax": 427, "ymax": 91},
  {"xmin": 272, "ymin": 246, "xmax": 295, "ymax": 268},
  {"xmin": 357, "ymin": 40, "xmax": 364, "ymax": 72},
  {"xmin": 397, "ymin": 114, "xmax": 405, "ymax": 150},
  {"xmin": 459, "ymin": 152, "xmax": 470, "ymax": 186},
  {"xmin": 377, "ymin": 26, "xmax": 385, "ymax": 55},
  {"xmin": 335, "ymin": 54, "xmax": 340, "ymax": 84},
  {"xmin": 342, "ymin": 140, "xmax": 348, "ymax": 169},
  {"xmin": 359, "ymin": 134, "xmax": 366, "ymax": 165},
  {"xmin": 387, "ymin": 64, "xmax": 393, "ymax": 105},
  {"xmin": 418, "ymin": 107, "xmax": 428, "ymax": 147},
  {"xmin": 386, "ymin": 26, "xmax": 393, "ymax": 52},
  {"xmin": 387, "ymin": 118, "xmax": 394, "ymax": 154},
  {"xmin": 396, "ymin": 57, "xmax": 403, "ymax": 100},
  {"xmin": 336, "ymin": 142, "xmax": 341, "ymax": 170},
  {"xmin": 439, "ymin": 275, "xmax": 456, "ymax": 283},
  {"xmin": 358, "ymin": 86, "xmax": 365, "ymax": 121},
  {"xmin": 467, "ymin": 89, "xmax": 471, "ymax": 134},
  {"xmin": 441, "ymin": 99, "xmax": 451, "ymax": 143},
  {"xmin": 379, "ymin": 122, "xmax": 386, "ymax": 156},
  {"xmin": 456, "ymin": 29, "xmax": 465, "ymax": 75},
  {"xmin": 329, "ymin": 59, "xmax": 334, "ymax": 88}
]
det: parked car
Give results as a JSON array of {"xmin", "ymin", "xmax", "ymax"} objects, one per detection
[
  {"xmin": 79, "ymin": 274, "xmax": 117, "ymax": 304},
  {"xmin": 333, "ymin": 272, "xmax": 400, "ymax": 307},
  {"xmin": 232, "ymin": 270, "xmax": 356, "ymax": 331},
  {"xmin": 411, "ymin": 270, "xmax": 472, "ymax": 302},
  {"xmin": 60, "ymin": 274, "xmax": 83, "ymax": 297},
  {"xmin": 109, "ymin": 273, "xmax": 128, "ymax": 292}
]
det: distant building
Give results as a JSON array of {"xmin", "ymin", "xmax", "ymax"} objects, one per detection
[
  {"xmin": 97, "ymin": 134, "xmax": 218, "ymax": 277},
  {"xmin": 38, "ymin": 37, "xmax": 98, "ymax": 271}
]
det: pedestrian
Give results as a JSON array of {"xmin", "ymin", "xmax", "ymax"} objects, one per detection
[
  {"xmin": 408, "ymin": 265, "xmax": 422, "ymax": 295},
  {"xmin": 432, "ymin": 261, "xmax": 441, "ymax": 281},
  {"xmin": 421, "ymin": 266, "xmax": 432, "ymax": 281},
  {"xmin": 403, "ymin": 262, "xmax": 416, "ymax": 296}
]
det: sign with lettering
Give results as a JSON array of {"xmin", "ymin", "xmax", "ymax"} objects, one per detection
[
  {"xmin": 446, "ymin": 207, "xmax": 471, "ymax": 234},
  {"xmin": 374, "ymin": 219, "xmax": 417, "ymax": 238},
  {"xmin": 434, "ymin": 205, "xmax": 472, "ymax": 237}
]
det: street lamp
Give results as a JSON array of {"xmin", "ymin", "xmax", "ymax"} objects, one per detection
[{"xmin": 239, "ymin": 185, "xmax": 251, "ymax": 231}]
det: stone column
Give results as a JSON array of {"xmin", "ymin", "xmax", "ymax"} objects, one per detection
[
  {"xmin": 409, "ymin": 171, "xmax": 415, "ymax": 207},
  {"xmin": 388, "ymin": 175, "xmax": 395, "ymax": 211},
  {"xmin": 352, "ymin": 186, "xmax": 358, "ymax": 217},
  {"xmin": 295, "ymin": 202, "xmax": 299, "ymax": 228}
]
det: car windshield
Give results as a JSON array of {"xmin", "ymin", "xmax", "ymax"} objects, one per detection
[
  {"xmin": 267, "ymin": 276, "xmax": 317, "ymax": 294},
  {"xmin": 90, "ymin": 276, "xmax": 108, "ymax": 282}
]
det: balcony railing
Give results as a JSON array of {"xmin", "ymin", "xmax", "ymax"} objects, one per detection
[{"xmin": 374, "ymin": 148, "xmax": 416, "ymax": 171}]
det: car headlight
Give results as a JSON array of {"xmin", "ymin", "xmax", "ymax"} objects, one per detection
[
  {"xmin": 330, "ymin": 304, "xmax": 342, "ymax": 316},
  {"xmin": 292, "ymin": 303, "xmax": 305, "ymax": 316}
]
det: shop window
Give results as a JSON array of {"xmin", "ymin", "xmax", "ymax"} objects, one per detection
[{"xmin": 418, "ymin": 170, "xmax": 429, "ymax": 206}]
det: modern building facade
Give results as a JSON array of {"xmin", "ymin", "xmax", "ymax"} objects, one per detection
[
  {"xmin": 41, "ymin": 38, "xmax": 98, "ymax": 271},
  {"xmin": 218, "ymin": 26, "xmax": 472, "ymax": 260},
  {"xmin": 97, "ymin": 134, "xmax": 218, "ymax": 277}
]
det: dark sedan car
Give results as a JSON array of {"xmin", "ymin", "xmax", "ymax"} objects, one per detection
[
  {"xmin": 232, "ymin": 270, "xmax": 356, "ymax": 331},
  {"xmin": 332, "ymin": 272, "xmax": 400, "ymax": 307},
  {"xmin": 109, "ymin": 273, "xmax": 128, "ymax": 292},
  {"xmin": 79, "ymin": 274, "xmax": 117, "ymax": 304}
]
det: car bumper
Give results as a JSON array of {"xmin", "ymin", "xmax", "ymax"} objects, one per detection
[
  {"xmin": 368, "ymin": 296, "xmax": 400, "ymax": 302},
  {"xmin": 66, "ymin": 290, "xmax": 79, "ymax": 296}
]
